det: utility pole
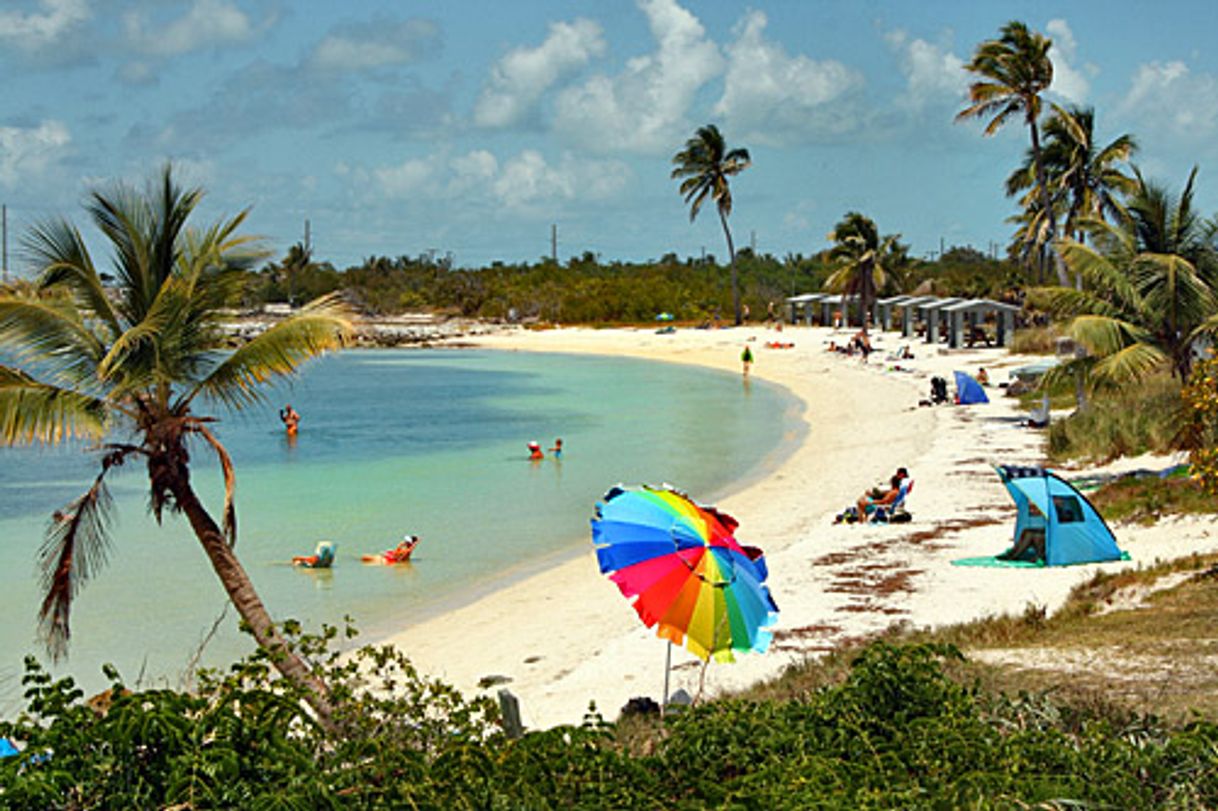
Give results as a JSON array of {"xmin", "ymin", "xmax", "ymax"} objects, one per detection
[
  {"xmin": 304, "ymin": 219, "xmax": 311, "ymax": 254},
  {"xmin": 750, "ymin": 229, "xmax": 756, "ymax": 253},
  {"xmin": 551, "ymin": 223, "xmax": 557, "ymax": 263}
]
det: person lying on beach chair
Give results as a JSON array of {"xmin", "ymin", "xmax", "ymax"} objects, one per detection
[{"xmin": 856, "ymin": 473, "xmax": 911, "ymax": 522}]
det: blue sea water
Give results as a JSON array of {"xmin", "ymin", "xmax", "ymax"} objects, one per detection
[{"xmin": 0, "ymin": 349, "xmax": 800, "ymax": 703}]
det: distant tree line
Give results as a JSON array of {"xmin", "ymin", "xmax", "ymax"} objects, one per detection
[{"xmin": 242, "ymin": 242, "xmax": 1028, "ymax": 323}]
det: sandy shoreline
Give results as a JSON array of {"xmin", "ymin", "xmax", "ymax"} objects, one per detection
[{"xmin": 381, "ymin": 324, "xmax": 1218, "ymax": 730}]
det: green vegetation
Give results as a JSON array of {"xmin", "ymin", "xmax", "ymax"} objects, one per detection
[
  {"xmin": 823, "ymin": 212, "xmax": 907, "ymax": 337},
  {"xmin": 1087, "ymin": 471, "xmax": 1216, "ymax": 525},
  {"xmin": 4, "ymin": 631, "xmax": 1218, "ymax": 808},
  {"xmin": 0, "ymin": 167, "xmax": 351, "ymax": 726},
  {"xmin": 1047, "ymin": 372, "xmax": 1183, "ymax": 462},
  {"xmin": 1181, "ymin": 354, "xmax": 1218, "ymax": 493}
]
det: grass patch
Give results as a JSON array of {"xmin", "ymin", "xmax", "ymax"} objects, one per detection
[
  {"xmin": 1048, "ymin": 372, "xmax": 1184, "ymax": 463},
  {"xmin": 1087, "ymin": 471, "xmax": 1216, "ymax": 525},
  {"xmin": 1009, "ymin": 324, "xmax": 1062, "ymax": 354}
]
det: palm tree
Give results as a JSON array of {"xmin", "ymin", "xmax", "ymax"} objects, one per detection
[
  {"xmin": 823, "ymin": 212, "xmax": 904, "ymax": 337},
  {"xmin": 958, "ymin": 20, "xmax": 1070, "ymax": 286},
  {"xmin": 1036, "ymin": 168, "xmax": 1218, "ymax": 384},
  {"xmin": 0, "ymin": 166, "xmax": 351, "ymax": 726},
  {"xmin": 1006, "ymin": 106, "xmax": 1137, "ymax": 246},
  {"xmin": 672, "ymin": 124, "xmax": 751, "ymax": 325}
]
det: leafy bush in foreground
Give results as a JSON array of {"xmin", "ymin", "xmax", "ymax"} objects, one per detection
[{"xmin": 3, "ymin": 638, "xmax": 1216, "ymax": 808}]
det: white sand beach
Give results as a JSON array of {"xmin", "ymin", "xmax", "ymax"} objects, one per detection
[{"xmin": 383, "ymin": 324, "xmax": 1218, "ymax": 730}]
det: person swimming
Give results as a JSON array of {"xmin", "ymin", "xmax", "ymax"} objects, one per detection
[
  {"xmin": 527, "ymin": 441, "xmax": 544, "ymax": 460},
  {"xmin": 548, "ymin": 438, "xmax": 563, "ymax": 458}
]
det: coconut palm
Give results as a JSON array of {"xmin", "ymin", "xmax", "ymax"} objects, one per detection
[
  {"xmin": 672, "ymin": 124, "xmax": 751, "ymax": 325},
  {"xmin": 958, "ymin": 20, "xmax": 1070, "ymax": 287},
  {"xmin": 1036, "ymin": 168, "xmax": 1218, "ymax": 384},
  {"xmin": 823, "ymin": 212, "xmax": 904, "ymax": 337},
  {"xmin": 1006, "ymin": 106, "xmax": 1137, "ymax": 246},
  {"xmin": 0, "ymin": 166, "xmax": 351, "ymax": 726}
]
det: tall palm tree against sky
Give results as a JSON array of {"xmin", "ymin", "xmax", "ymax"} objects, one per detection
[
  {"xmin": 1006, "ymin": 106, "xmax": 1137, "ymax": 247},
  {"xmin": 958, "ymin": 20, "xmax": 1070, "ymax": 286},
  {"xmin": 1040, "ymin": 168, "xmax": 1218, "ymax": 384},
  {"xmin": 672, "ymin": 124, "xmax": 751, "ymax": 325},
  {"xmin": 0, "ymin": 166, "xmax": 351, "ymax": 726},
  {"xmin": 823, "ymin": 212, "xmax": 902, "ymax": 338}
]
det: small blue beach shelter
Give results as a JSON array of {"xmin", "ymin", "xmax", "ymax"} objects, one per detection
[
  {"xmin": 997, "ymin": 465, "xmax": 1125, "ymax": 566},
  {"xmin": 954, "ymin": 371, "xmax": 989, "ymax": 404}
]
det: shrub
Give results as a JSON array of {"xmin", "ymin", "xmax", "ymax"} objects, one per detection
[{"xmin": 1048, "ymin": 373, "xmax": 1184, "ymax": 462}]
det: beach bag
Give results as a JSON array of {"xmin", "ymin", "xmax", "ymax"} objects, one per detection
[{"xmin": 889, "ymin": 507, "xmax": 912, "ymax": 524}]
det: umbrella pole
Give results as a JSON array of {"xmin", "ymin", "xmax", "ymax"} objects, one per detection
[{"xmin": 661, "ymin": 642, "xmax": 672, "ymax": 717}]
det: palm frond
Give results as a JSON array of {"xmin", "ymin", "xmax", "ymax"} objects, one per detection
[
  {"xmin": 22, "ymin": 218, "xmax": 121, "ymax": 338},
  {"xmin": 1089, "ymin": 342, "xmax": 1170, "ymax": 385},
  {"xmin": 0, "ymin": 295, "xmax": 107, "ymax": 384},
  {"xmin": 1068, "ymin": 314, "xmax": 1155, "ymax": 358},
  {"xmin": 0, "ymin": 365, "xmax": 108, "ymax": 445},
  {"xmin": 37, "ymin": 451, "xmax": 130, "ymax": 659},
  {"xmin": 186, "ymin": 294, "xmax": 352, "ymax": 411}
]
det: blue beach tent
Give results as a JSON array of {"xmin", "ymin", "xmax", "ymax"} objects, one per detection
[
  {"xmin": 954, "ymin": 370, "xmax": 989, "ymax": 404},
  {"xmin": 997, "ymin": 465, "xmax": 1125, "ymax": 566}
]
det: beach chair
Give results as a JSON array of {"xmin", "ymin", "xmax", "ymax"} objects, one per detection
[
  {"xmin": 870, "ymin": 479, "xmax": 914, "ymax": 523},
  {"xmin": 1025, "ymin": 395, "xmax": 1050, "ymax": 429}
]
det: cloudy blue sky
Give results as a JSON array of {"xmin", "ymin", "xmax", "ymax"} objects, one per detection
[{"xmin": 3, "ymin": 0, "xmax": 1217, "ymax": 271}]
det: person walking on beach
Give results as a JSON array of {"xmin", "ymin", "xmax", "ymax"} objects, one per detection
[
  {"xmin": 741, "ymin": 345, "xmax": 754, "ymax": 377},
  {"xmin": 279, "ymin": 404, "xmax": 301, "ymax": 436}
]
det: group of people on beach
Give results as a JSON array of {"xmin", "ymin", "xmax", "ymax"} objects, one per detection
[{"xmin": 528, "ymin": 438, "xmax": 563, "ymax": 461}]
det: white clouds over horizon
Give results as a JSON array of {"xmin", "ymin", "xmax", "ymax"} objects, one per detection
[
  {"xmin": 308, "ymin": 16, "xmax": 441, "ymax": 72},
  {"xmin": 0, "ymin": 119, "xmax": 71, "ymax": 186},
  {"xmin": 474, "ymin": 19, "xmax": 606, "ymax": 129},
  {"xmin": 1120, "ymin": 60, "xmax": 1218, "ymax": 140},
  {"xmin": 1046, "ymin": 19, "xmax": 1090, "ymax": 104},
  {"xmin": 552, "ymin": 0, "xmax": 723, "ymax": 153},
  {"xmin": 351, "ymin": 148, "xmax": 631, "ymax": 213},
  {"xmin": 886, "ymin": 29, "xmax": 966, "ymax": 112},
  {"xmin": 122, "ymin": 0, "xmax": 256, "ymax": 58},
  {"xmin": 714, "ymin": 10, "xmax": 863, "ymax": 145},
  {"xmin": 0, "ymin": 0, "xmax": 88, "ymax": 52}
]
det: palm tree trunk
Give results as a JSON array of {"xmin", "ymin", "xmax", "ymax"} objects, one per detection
[
  {"xmin": 1029, "ymin": 119, "xmax": 1071, "ymax": 287},
  {"xmin": 719, "ymin": 207, "xmax": 741, "ymax": 325},
  {"xmin": 170, "ymin": 476, "xmax": 336, "ymax": 730}
]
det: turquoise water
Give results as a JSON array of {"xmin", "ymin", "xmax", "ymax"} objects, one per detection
[{"xmin": 0, "ymin": 349, "xmax": 800, "ymax": 703}]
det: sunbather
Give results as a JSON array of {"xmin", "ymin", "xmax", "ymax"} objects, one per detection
[{"xmin": 855, "ymin": 469, "xmax": 909, "ymax": 520}]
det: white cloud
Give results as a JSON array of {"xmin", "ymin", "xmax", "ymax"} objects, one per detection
[
  {"xmin": 474, "ymin": 18, "xmax": 606, "ymax": 129},
  {"xmin": 0, "ymin": 0, "xmax": 88, "ymax": 51},
  {"xmin": 714, "ymin": 10, "xmax": 863, "ymax": 145},
  {"xmin": 886, "ymin": 29, "xmax": 966, "ymax": 111},
  {"xmin": 553, "ymin": 0, "xmax": 723, "ymax": 153},
  {"xmin": 358, "ymin": 149, "xmax": 630, "ymax": 212},
  {"xmin": 309, "ymin": 17, "xmax": 441, "ymax": 72},
  {"xmin": 1120, "ymin": 60, "xmax": 1218, "ymax": 138},
  {"xmin": 372, "ymin": 156, "xmax": 438, "ymax": 198},
  {"xmin": 1046, "ymin": 19, "xmax": 1089, "ymax": 103},
  {"xmin": 0, "ymin": 120, "xmax": 70, "ymax": 186},
  {"xmin": 123, "ymin": 0, "xmax": 255, "ymax": 58}
]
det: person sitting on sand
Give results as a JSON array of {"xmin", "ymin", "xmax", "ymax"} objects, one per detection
[
  {"xmin": 976, "ymin": 367, "xmax": 990, "ymax": 386},
  {"xmin": 998, "ymin": 526, "xmax": 1046, "ymax": 563}
]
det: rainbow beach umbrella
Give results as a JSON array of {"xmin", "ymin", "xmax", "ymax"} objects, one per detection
[{"xmin": 590, "ymin": 485, "xmax": 778, "ymax": 663}]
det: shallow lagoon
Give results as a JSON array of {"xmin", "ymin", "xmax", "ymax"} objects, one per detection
[{"xmin": 0, "ymin": 349, "xmax": 800, "ymax": 703}]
